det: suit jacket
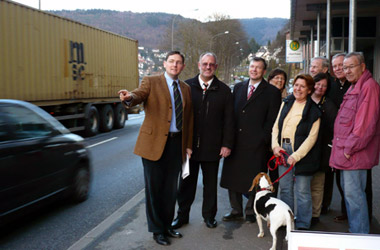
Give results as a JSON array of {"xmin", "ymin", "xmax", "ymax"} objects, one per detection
[
  {"xmin": 124, "ymin": 74, "xmax": 193, "ymax": 162},
  {"xmin": 186, "ymin": 74, "xmax": 234, "ymax": 162},
  {"xmin": 220, "ymin": 79, "xmax": 281, "ymax": 193}
]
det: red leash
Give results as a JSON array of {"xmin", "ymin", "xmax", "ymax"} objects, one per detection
[{"xmin": 267, "ymin": 150, "xmax": 295, "ymax": 184}]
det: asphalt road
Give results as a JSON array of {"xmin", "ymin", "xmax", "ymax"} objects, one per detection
[{"xmin": 0, "ymin": 113, "xmax": 146, "ymax": 250}]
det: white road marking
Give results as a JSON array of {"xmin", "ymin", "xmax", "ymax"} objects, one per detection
[{"xmin": 86, "ymin": 137, "xmax": 118, "ymax": 148}]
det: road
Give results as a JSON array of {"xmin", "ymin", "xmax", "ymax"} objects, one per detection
[{"xmin": 0, "ymin": 113, "xmax": 146, "ymax": 250}]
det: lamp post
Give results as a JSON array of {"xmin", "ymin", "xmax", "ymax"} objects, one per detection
[
  {"xmin": 209, "ymin": 31, "xmax": 229, "ymax": 51},
  {"xmin": 171, "ymin": 15, "xmax": 179, "ymax": 51},
  {"xmin": 171, "ymin": 9, "xmax": 198, "ymax": 51}
]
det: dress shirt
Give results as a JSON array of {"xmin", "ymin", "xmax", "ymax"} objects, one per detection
[
  {"xmin": 198, "ymin": 75, "xmax": 213, "ymax": 90},
  {"xmin": 247, "ymin": 80, "xmax": 261, "ymax": 97},
  {"xmin": 165, "ymin": 72, "xmax": 183, "ymax": 132}
]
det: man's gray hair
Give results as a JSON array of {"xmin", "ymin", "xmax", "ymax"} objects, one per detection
[
  {"xmin": 199, "ymin": 52, "xmax": 217, "ymax": 64},
  {"xmin": 332, "ymin": 53, "xmax": 346, "ymax": 61},
  {"xmin": 345, "ymin": 52, "xmax": 365, "ymax": 64},
  {"xmin": 311, "ymin": 56, "xmax": 330, "ymax": 68}
]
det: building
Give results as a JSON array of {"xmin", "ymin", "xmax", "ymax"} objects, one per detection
[{"xmin": 290, "ymin": 0, "xmax": 380, "ymax": 82}]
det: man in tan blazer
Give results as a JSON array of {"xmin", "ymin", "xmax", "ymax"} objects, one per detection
[{"xmin": 118, "ymin": 51, "xmax": 193, "ymax": 246}]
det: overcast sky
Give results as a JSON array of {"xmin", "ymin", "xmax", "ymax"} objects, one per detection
[{"xmin": 12, "ymin": 0, "xmax": 290, "ymax": 21}]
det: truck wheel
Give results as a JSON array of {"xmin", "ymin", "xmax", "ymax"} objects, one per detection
[
  {"xmin": 84, "ymin": 105, "xmax": 100, "ymax": 136},
  {"xmin": 113, "ymin": 103, "xmax": 127, "ymax": 129},
  {"xmin": 99, "ymin": 104, "xmax": 114, "ymax": 132}
]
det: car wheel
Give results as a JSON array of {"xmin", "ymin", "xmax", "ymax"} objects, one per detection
[
  {"xmin": 71, "ymin": 166, "xmax": 90, "ymax": 202},
  {"xmin": 99, "ymin": 104, "xmax": 114, "ymax": 132},
  {"xmin": 84, "ymin": 105, "xmax": 100, "ymax": 137},
  {"xmin": 113, "ymin": 103, "xmax": 127, "ymax": 129}
]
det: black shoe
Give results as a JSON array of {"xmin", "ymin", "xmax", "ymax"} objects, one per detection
[
  {"xmin": 222, "ymin": 212, "xmax": 243, "ymax": 221},
  {"xmin": 171, "ymin": 217, "xmax": 189, "ymax": 229},
  {"xmin": 165, "ymin": 229, "xmax": 183, "ymax": 238},
  {"xmin": 334, "ymin": 214, "xmax": 348, "ymax": 223},
  {"xmin": 311, "ymin": 217, "xmax": 320, "ymax": 226},
  {"xmin": 321, "ymin": 206, "xmax": 330, "ymax": 214},
  {"xmin": 204, "ymin": 218, "xmax": 217, "ymax": 228},
  {"xmin": 153, "ymin": 233, "xmax": 170, "ymax": 246},
  {"xmin": 245, "ymin": 215, "xmax": 256, "ymax": 223}
]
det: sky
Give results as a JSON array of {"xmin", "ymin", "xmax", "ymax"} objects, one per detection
[{"xmin": 12, "ymin": 0, "xmax": 290, "ymax": 21}]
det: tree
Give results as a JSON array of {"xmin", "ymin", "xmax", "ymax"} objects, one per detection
[{"xmin": 249, "ymin": 37, "xmax": 260, "ymax": 54}]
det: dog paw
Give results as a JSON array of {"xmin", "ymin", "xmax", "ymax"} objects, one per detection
[{"xmin": 257, "ymin": 232, "xmax": 264, "ymax": 238}]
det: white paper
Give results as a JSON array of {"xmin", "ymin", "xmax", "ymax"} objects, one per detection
[{"xmin": 182, "ymin": 154, "xmax": 190, "ymax": 179}]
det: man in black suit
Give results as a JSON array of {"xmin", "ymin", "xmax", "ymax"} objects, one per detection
[
  {"xmin": 172, "ymin": 52, "xmax": 234, "ymax": 229},
  {"xmin": 220, "ymin": 57, "xmax": 281, "ymax": 222}
]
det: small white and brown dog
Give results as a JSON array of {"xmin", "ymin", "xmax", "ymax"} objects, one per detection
[{"xmin": 249, "ymin": 172, "xmax": 294, "ymax": 250}]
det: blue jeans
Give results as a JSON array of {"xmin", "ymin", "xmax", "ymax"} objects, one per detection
[
  {"xmin": 341, "ymin": 169, "xmax": 369, "ymax": 233},
  {"xmin": 278, "ymin": 141, "xmax": 313, "ymax": 229}
]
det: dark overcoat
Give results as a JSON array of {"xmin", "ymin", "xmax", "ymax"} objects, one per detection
[
  {"xmin": 220, "ymin": 79, "xmax": 281, "ymax": 193},
  {"xmin": 186, "ymin": 75, "xmax": 234, "ymax": 162}
]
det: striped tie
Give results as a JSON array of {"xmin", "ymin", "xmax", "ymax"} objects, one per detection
[
  {"xmin": 173, "ymin": 81, "xmax": 183, "ymax": 130},
  {"xmin": 247, "ymin": 85, "xmax": 255, "ymax": 100}
]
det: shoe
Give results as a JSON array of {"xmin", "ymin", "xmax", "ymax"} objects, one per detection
[
  {"xmin": 311, "ymin": 217, "xmax": 319, "ymax": 226},
  {"xmin": 153, "ymin": 233, "xmax": 170, "ymax": 246},
  {"xmin": 171, "ymin": 217, "xmax": 189, "ymax": 229},
  {"xmin": 204, "ymin": 218, "xmax": 217, "ymax": 228},
  {"xmin": 321, "ymin": 206, "xmax": 330, "ymax": 214},
  {"xmin": 165, "ymin": 229, "xmax": 183, "ymax": 238},
  {"xmin": 222, "ymin": 212, "xmax": 243, "ymax": 221},
  {"xmin": 334, "ymin": 214, "xmax": 348, "ymax": 223},
  {"xmin": 245, "ymin": 215, "xmax": 256, "ymax": 223}
]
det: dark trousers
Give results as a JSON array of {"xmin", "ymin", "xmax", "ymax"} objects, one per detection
[
  {"xmin": 176, "ymin": 160, "xmax": 219, "ymax": 220},
  {"xmin": 228, "ymin": 190, "xmax": 255, "ymax": 216},
  {"xmin": 336, "ymin": 169, "xmax": 372, "ymax": 220},
  {"xmin": 322, "ymin": 167, "xmax": 335, "ymax": 209},
  {"xmin": 142, "ymin": 135, "xmax": 182, "ymax": 234}
]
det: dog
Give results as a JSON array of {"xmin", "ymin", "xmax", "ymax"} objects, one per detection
[{"xmin": 249, "ymin": 172, "xmax": 294, "ymax": 250}]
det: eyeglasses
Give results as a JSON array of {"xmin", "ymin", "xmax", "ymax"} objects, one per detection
[
  {"xmin": 201, "ymin": 63, "xmax": 216, "ymax": 68},
  {"xmin": 273, "ymin": 76, "xmax": 285, "ymax": 81},
  {"xmin": 343, "ymin": 64, "xmax": 361, "ymax": 71}
]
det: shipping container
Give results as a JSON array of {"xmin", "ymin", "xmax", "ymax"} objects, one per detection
[{"xmin": 0, "ymin": 0, "xmax": 139, "ymax": 136}]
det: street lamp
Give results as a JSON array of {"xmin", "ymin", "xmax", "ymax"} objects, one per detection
[
  {"xmin": 171, "ymin": 9, "xmax": 198, "ymax": 51},
  {"xmin": 209, "ymin": 31, "xmax": 229, "ymax": 50}
]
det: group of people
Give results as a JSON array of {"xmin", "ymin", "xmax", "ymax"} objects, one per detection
[{"xmin": 118, "ymin": 50, "xmax": 380, "ymax": 246}]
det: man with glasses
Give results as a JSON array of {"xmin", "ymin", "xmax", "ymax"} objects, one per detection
[
  {"xmin": 330, "ymin": 52, "xmax": 380, "ymax": 234},
  {"xmin": 220, "ymin": 57, "xmax": 281, "ymax": 223},
  {"xmin": 119, "ymin": 51, "xmax": 193, "ymax": 246},
  {"xmin": 172, "ymin": 52, "xmax": 234, "ymax": 229}
]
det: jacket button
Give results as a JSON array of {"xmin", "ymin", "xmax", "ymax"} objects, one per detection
[
  {"xmin": 239, "ymin": 128, "xmax": 242, "ymax": 132},
  {"xmin": 242, "ymin": 110, "xmax": 245, "ymax": 113}
]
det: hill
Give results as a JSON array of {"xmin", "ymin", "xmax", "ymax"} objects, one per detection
[{"xmin": 49, "ymin": 9, "xmax": 288, "ymax": 48}]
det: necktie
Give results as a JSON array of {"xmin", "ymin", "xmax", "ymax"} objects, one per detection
[
  {"xmin": 203, "ymin": 82, "xmax": 208, "ymax": 91},
  {"xmin": 173, "ymin": 81, "xmax": 183, "ymax": 130},
  {"xmin": 247, "ymin": 85, "xmax": 255, "ymax": 100}
]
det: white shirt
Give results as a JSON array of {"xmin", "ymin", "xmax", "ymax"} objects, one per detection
[
  {"xmin": 198, "ymin": 75, "xmax": 214, "ymax": 90},
  {"xmin": 247, "ymin": 80, "xmax": 261, "ymax": 97}
]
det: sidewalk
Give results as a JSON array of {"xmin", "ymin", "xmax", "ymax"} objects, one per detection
[{"xmin": 69, "ymin": 164, "xmax": 380, "ymax": 250}]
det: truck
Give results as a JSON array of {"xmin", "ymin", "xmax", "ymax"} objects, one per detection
[{"xmin": 0, "ymin": 0, "xmax": 139, "ymax": 136}]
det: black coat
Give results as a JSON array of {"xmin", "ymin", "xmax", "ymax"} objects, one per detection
[
  {"xmin": 316, "ymin": 96, "xmax": 338, "ymax": 171},
  {"xmin": 277, "ymin": 95, "xmax": 322, "ymax": 175},
  {"xmin": 220, "ymin": 79, "xmax": 281, "ymax": 193},
  {"xmin": 186, "ymin": 75, "xmax": 234, "ymax": 162}
]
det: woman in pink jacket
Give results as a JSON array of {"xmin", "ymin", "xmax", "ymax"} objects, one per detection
[{"xmin": 330, "ymin": 52, "xmax": 380, "ymax": 234}]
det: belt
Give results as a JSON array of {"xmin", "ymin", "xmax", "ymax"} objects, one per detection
[
  {"xmin": 283, "ymin": 138, "xmax": 291, "ymax": 144},
  {"xmin": 168, "ymin": 131, "xmax": 182, "ymax": 137}
]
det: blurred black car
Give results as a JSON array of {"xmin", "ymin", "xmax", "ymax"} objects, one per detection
[{"xmin": 0, "ymin": 100, "xmax": 91, "ymax": 221}]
